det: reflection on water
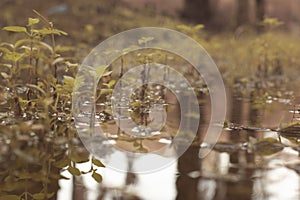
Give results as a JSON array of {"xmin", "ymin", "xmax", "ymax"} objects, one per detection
[
  {"xmin": 1, "ymin": 83, "xmax": 300, "ymax": 199},
  {"xmin": 57, "ymin": 83, "xmax": 300, "ymax": 200},
  {"xmin": 58, "ymin": 156, "xmax": 177, "ymax": 200}
]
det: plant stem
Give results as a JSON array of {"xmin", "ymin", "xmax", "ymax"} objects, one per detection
[
  {"xmin": 35, "ymin": 58, "xmax": 39, "ymax": 85},
  {"xmin": 117, "ymin": 57, "xmax": 124, "ymax": 135}
]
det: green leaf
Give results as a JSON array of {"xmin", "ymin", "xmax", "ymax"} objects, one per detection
[
  {"xmin": 0, "ymin": 42, "xmax": 14, "ymax": 49},
  {"xmin": 253, "ymin": 137, "xmax": 284, "ymax": 156},
  {"xmin": 14, "ymin": 39, "xmax": 31, "ymax": 48},
  {"xmin": 103, "ymin": 70, "xmax": 113, "ymax": 77},
  {"xmin": 261, "ymin": 18, "xmax": 284, "ymax": 27},
  {"xmin": 279, "ymin": 122, "xmax": 300, "ymax": 138},
  {"xmin": 63, "ymin": 76, "xmax": 75, "ymax": 85},
  {"xmin": 0, "ymin": 63, "xmax": 12, "ymax": 69},
  {"xmin": 1, "ymin": 72, "xmax": 9, "ymax": 79},
  {"xmin": 176, "ymin": 24, "xmax": 192, "ymax": 33},
  {"xmin": 54, "ymin": 156, "xmax": 71, "ymax": 168},
  {"xmin": 3, "ymin": 26, "xmax": 27, "ymax": 33},
  {"xmin": 92, "ymin": 172, "xmax": 103, "ymax": 183},
  {"xmin": 63, "ymin": 76, "xmax": 75, "ymax": 93},
  {"xmin": 99, "ymin": 89, "xmax": 113, "ymax": 96},
  {"xmin": 37, "ymin": 41, "xmax": 54, "ymax": 53},
  {"xmin": 28, "ymin": 18, "xmax": 40, "ymax": 26},
  {"xmin": 26, "ymin": 84, "xmax": 46, "ymax": 97},
  {"xmin": 194, "ymin": 24, "xmax": 205, "ymax": 31},
  {"xmin": 95, "ymin": 65, "xmax": 109, "ymax": 78},
  {"xmin": 0, "ymin": 47, "xmax": 12, "ymax": 54},
  {"xmin": 92, "ymin": 157, "xmax": 105, "ymax": 167},
  {"xmin": 18, "ymin": 97, "xmax": 30, "ymax": 111},
  {"xmin": 4, "ymin": 52, "xmax": 24, "ymax": 62},
  {"xmin": 52, "ymin": 57, "xmax": 64, "ymax": 65},
  {"xmin": 37, "ymin": 28, "xmax": 68, "ymax": 36},
  {"xmin": 69, "ymin": 149, "xmax": 89, "ymax": 163},
  {"xmin": 107, "ymin": 80, "xmax": 116, "ymax": 88},
  {"xmin": 67, "ymin": 166, "xmax": 81, "ymax": 176},
  {"xmin": 0, "ymin": 195, "xmax": 20, "ymax": 200}
]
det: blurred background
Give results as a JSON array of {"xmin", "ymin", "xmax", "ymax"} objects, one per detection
[
  {"xmin": 2, "ymin": 0, "xmax": 300, "ymax": 31},
  {"xmin": 1, "ymin": 0, "xmax": 300, "ymax": 44},
  {"xmin": 1, "ymin": 1, "xmax": 300, "ymax": 200}
]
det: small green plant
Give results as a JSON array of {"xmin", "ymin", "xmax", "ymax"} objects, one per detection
[
  {"xmin": 260, "ymin": 17, "xmax": 284, "ymax": 31},
  {"xmin": 0, "ymin": 12, "xmax": 105, "ymax": 199},
  {"xmin": 250, "ymin": 18, "xmax": 285, "ymax": 80}
]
